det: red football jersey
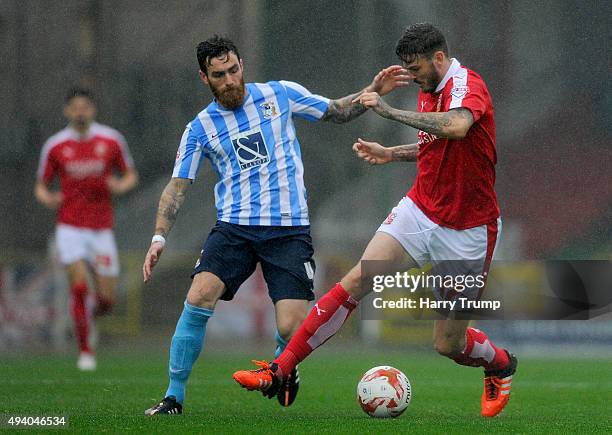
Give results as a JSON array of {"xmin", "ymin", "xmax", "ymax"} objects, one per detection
[
  {"xmin": 407, "ymin": 58, "xmax": 500, "ymax": 230},
  {"xmin": 37, "ymin": 122, "xmax": 134, "ymax": 229}
]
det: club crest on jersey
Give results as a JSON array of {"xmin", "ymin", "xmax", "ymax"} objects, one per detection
[
  {"xmin": 231, "ymin": 128, "xmax": 269, "ymax": 170},
  {"xmin": 260, "ymin": 101, "xmax": 278, "ymax": 119},
  {"xmin": 62, "ymin": 146, "xmax": 75, "ymax": 158},
  {"xmin": 94, "ymin": 142, "xmax": 107, "ymax": 157},
  {"xmin": 451, "ymin": 85, "xmax": 470, "ymax": 99}
]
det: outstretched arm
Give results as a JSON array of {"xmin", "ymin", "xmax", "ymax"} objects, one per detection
[
  {"xmin": 321, "ymin": 91, "xmax": 369, "ymax": 124},
  {"xmin": 353, "ymin": 138, "xmax": 419, "ymax": 165},
  {"xmin": 143, "ymin": 177, "xmax": 190, "ymax": 282},
  {"xmin": 322, "ymin": 65, "xmax": 410, "ymax": 124},
  {"xmin": 355, "ymin": 92, "xmax": 475, "ymax": 139}
]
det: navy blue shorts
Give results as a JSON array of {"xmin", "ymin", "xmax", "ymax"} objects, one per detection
[{"xmin": 192, "ymin": 221, "xmax": 316, "ymax": 304}]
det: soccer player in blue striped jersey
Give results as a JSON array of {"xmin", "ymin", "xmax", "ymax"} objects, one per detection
[{"xmin": 143, "ymin": 35, "xmax": 409, "ymax": 415}]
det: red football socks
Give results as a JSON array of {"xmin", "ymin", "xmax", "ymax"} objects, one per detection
[
  {"xmin": 453, "ymin": 327, "xmax": 509, "ymax": 371},
  {"xmin": 274, "ymin": 283, "xmax": 358, "ymax": 378},
  {"xmin": 71, "ymin": 283, "xmax": 91, "ymax": 353}
]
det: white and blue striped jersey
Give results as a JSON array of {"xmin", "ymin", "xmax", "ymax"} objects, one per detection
[{"xmin": 173, "ymin": 81, "xmax": 330, "ymax": 226}]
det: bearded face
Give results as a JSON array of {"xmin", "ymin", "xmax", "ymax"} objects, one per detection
[
  {"xmin": 209, "ymin": 76, "xmax": 246, "ymax": 110},
  {"xmin": 414, "ymin": 63, "xmax": 443, "ymax": 94},
  {"xmin": 403, "ymin": 53, "xmax": 445, "ymax": 94},
  {"xmin": 202, "ymin": 52, "xmax": 246, "ymax": 110}
]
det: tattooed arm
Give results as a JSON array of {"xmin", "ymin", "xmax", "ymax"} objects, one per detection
[
  {"xmin": 382, "ymin": 107, "xmax": 474, "ymax": 139},
  {"xmin": 321, "ymin": 91, "xmax": 370, "ymax": 124},
  {"xmin": 143, "ymin": 177, "xmax": 190, "ymax": 282},
  {"xmin": 357, "ymin": 92, "xmax": 475, "ymax": 139},
  {"xmin": 322, "ymin": 65, "xmax": 411, "ymax": 124},
  {"xmin": 389, "ymin": 143, "xmax": 419, "ymax": 162},
  {"xmin": 152, "ymin": 178, "xmax": 190, "ymax": 238},
  {"xmin": 353, "ymin": 138, "xmax": 419, "ymax": 164}
]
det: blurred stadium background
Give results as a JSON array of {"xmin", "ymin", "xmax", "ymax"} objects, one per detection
[{"xmin": 1, "ymin": 0, "xmax": 611, "ymax": 358}]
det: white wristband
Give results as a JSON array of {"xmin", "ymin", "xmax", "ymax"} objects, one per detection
[{"xmin": 151, "ymin": 234, "xmax": 166, "ymax": 247}]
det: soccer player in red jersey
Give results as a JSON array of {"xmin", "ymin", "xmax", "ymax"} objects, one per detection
[
  {"xmin": 35, "ymin": 88, "xmax": 138, "ymax": 371},
  {"xmin": 233, "ymin": 23, "xmax": 517, "ymax": 418}
]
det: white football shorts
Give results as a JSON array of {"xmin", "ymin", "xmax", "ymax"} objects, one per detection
[
  {"xmin": 56, "ymin": 224, "xmax": 120, "ymax": 277},
  {"xmin": 377, "ymin": 196, "xmax": 502, "ymax": 272}
]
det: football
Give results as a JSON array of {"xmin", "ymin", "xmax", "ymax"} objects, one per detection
[{"xmin": 357, "ymin": 366, "xmax": 411, "ymax": 418}]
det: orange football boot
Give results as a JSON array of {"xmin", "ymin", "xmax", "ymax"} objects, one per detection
[
  {"xmin": 481, "ymin": 351, "xmax": 518, "ymax": 417},
  {"xmin": 233, "ymin": 360, "xmax": 280, "ymax": 398}
]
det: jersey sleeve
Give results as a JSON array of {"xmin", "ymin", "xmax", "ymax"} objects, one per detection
[
  {"xmin": 172, "ymin": 122, "xmax": 206, "ymax": 180},
  {"xmin": 36, "ymin": 139, "xmax": 57, "ymax": 183},
  {"xmin": 279, "ymin": 80, "xmax": 330, "ymax": 121},
  {"xmin": 112, "ymin": 131, "xmax": 135, "ymax": 173},
  {"xmin": 447, "ymin": 73, "xmax": 489, "ymax": 122}
]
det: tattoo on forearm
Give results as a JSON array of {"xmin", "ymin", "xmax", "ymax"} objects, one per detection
[
  {"xmin": 391, "ymin": 144, "xmax": 419, "ymax": 162},
  {"xmin": 322, "ymin": 91, "xmax": 368, "ymax": 124},
  {"xmin": 387, "ymin": 110, "xmax": 452, "ymax": 136},
  {"xmin": 384, "ymin": 108, "xmax": 472, "ymax": 138},
  {"xmin": 154, "ymin": 182, "xmax": 187, "ymax": 238}
]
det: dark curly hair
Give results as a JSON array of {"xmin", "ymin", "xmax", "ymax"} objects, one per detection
[
  {"xmin": 196, "ymin": 35, "xmax": 241, "ymax": 74},
  {"xmin": 395, "ymin": 23, "xmax": 448, "ymax": 64},
  {"xmin": 65, "ymin": 87, "xmax": 94, "ymax": 103}
]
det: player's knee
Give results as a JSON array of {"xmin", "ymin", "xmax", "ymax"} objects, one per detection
[
  {"xmin": 276, "ymin": 324, "xmax": 294, "ymax": 342},
  {"xmin": 186, "ymin": 288, "xmax": 218, "ymax": 309},
  {"xmin": 433, "ymin": 336, "xmax": 464, "ymax": 358},
  {"xmin": 186, "ymin": 272, "xmax": 225, "ymax": 309},
  {"xmin": 276, "ymin": 311, "xmax": 307, "ymax": 340}
]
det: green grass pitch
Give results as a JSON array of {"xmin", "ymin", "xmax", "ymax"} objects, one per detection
[{"xmin": 2, "ymin": 348, "xmax": 611, "ymax": 433}]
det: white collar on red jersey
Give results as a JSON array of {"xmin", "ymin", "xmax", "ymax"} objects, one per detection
[
  {"xmin": 434, "ymin": 58, "xmax": 461, "ymax": 93},
  {"xmin": 67, "ymin": 122, "xmax": 100, "ymax": 141}
]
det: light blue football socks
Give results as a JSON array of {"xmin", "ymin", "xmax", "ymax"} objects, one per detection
[
  {"xmin": 275, "ymin": 330, "xmax": 288, "ymax": 358},
  {"xmin": 165, "ymin": 301, "xmax": 213, "ymax": 404}
]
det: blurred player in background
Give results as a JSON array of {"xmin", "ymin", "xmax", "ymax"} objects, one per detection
[
  {"xmin": 142, "ymin": 35, "xmax": 409, "ymax": 415},
  {"xmin": 35, "ymin": 88, "xmax": 138, "ymax": 371},
  {"xmin": 234, "ymin": 23, "xmax": 518, "ymax": 418}
]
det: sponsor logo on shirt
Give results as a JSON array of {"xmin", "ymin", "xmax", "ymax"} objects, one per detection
[
  {"xmin": 230, "ymin": 128, "xmax": 269, "ymax": 171},
  {"xmin": 65, "ymin": 160, "xmax": 105, "ymax": 178},
  {"xmin": 417, "ymin": 130, "xmax": 438, "ymax": 145},
  {"xmin": 451, "ymin": 86, "xmax": 470, "ymax": 99}
]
